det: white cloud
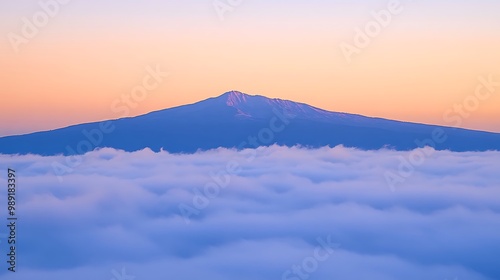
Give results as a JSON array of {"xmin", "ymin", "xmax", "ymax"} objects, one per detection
[{"xmin": 0, "ymin": 146, "xmax": 499, "ymax": 280}]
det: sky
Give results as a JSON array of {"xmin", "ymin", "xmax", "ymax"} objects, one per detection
[
  {"xmin": 1, "ymin": 146, "xmax": 499, "ymax": 279},
  {"xmin": 1, "ymin": 0, "xmax": 500, "ymax": 136}
]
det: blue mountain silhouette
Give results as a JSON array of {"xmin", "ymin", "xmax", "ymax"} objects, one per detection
[{"xmin": 1, "ymin": 91, "xmax": 499, "ymax": 155}]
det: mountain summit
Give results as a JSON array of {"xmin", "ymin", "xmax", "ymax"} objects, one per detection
[
  {"xmin": 204, "ymin": 91, "xmax": 362, "ymax": 123},
  {"xmin": 1, "ymin": 91, "xmax": 500, "ymax": 155},
  {"xmin": 224, "ymin": 90, "xmax": 249, "ymax": 106},
  {"xmin": 222, "ymin": 90, "xmax": 304, "ymax": 112},
  {"xmin": 217, "ymin": 90, "xmax": 322, "ymax": 119}
]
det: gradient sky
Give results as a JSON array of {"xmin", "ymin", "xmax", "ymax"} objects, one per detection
[{"xmin": 1, "ymin": 0, "xmax": 500, "ymax": 136}]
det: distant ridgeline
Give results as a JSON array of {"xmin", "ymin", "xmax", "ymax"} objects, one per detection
[{"xmin": 1, "ymin": 91, "xmax": 500, "ymax": 155}]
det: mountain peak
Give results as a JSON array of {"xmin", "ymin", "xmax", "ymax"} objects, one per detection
[
  {"xmin": 219, "ymin": 90, "xmax": 251, "ymax": 106},
  {"xmin": 2, "ymin": 90, "xmax": 500, "ymax": 155},
  {"xmin": 216, "ymin": 90, "xmax": 324, "ymax": 120},
  {"xmin": 212, "ymin": 91, "xmax": 364, "ymax": 123}
]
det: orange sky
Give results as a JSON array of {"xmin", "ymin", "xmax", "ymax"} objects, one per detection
[{"xmin": 1, "ymin": 0, "xmax": 499, "ymax": 136}]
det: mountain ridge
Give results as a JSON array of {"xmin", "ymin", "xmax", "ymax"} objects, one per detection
[{"xmin": 0, "ymin": 91, "xmax": 499, "ymax": 155}]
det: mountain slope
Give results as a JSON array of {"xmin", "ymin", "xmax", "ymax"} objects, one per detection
[{"xmin": 1, "ymin": 91, "xmax": 499, "ymax": 155}]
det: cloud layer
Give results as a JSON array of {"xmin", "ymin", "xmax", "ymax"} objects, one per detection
[{"xmin": 1, "ymin": 146, "xmax": 499, "ymax": 280}]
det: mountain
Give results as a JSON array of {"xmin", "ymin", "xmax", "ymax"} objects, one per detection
[{"xmin": 1, "ymin": 91, "xmax": 500, "ymax": 155}]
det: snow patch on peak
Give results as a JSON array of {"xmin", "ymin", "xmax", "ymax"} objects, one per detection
[
  {"xmin": 217, "ymin": 90, "xmax": 347, "ymax": 121},
  {"xmin": 225, "ymin": 91, "xmax": 248, "ymax": 106}
]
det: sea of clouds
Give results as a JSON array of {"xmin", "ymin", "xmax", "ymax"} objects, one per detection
[{"xmin": 0, "ymin": 145, "xmax": 499, "ymax": 280}]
